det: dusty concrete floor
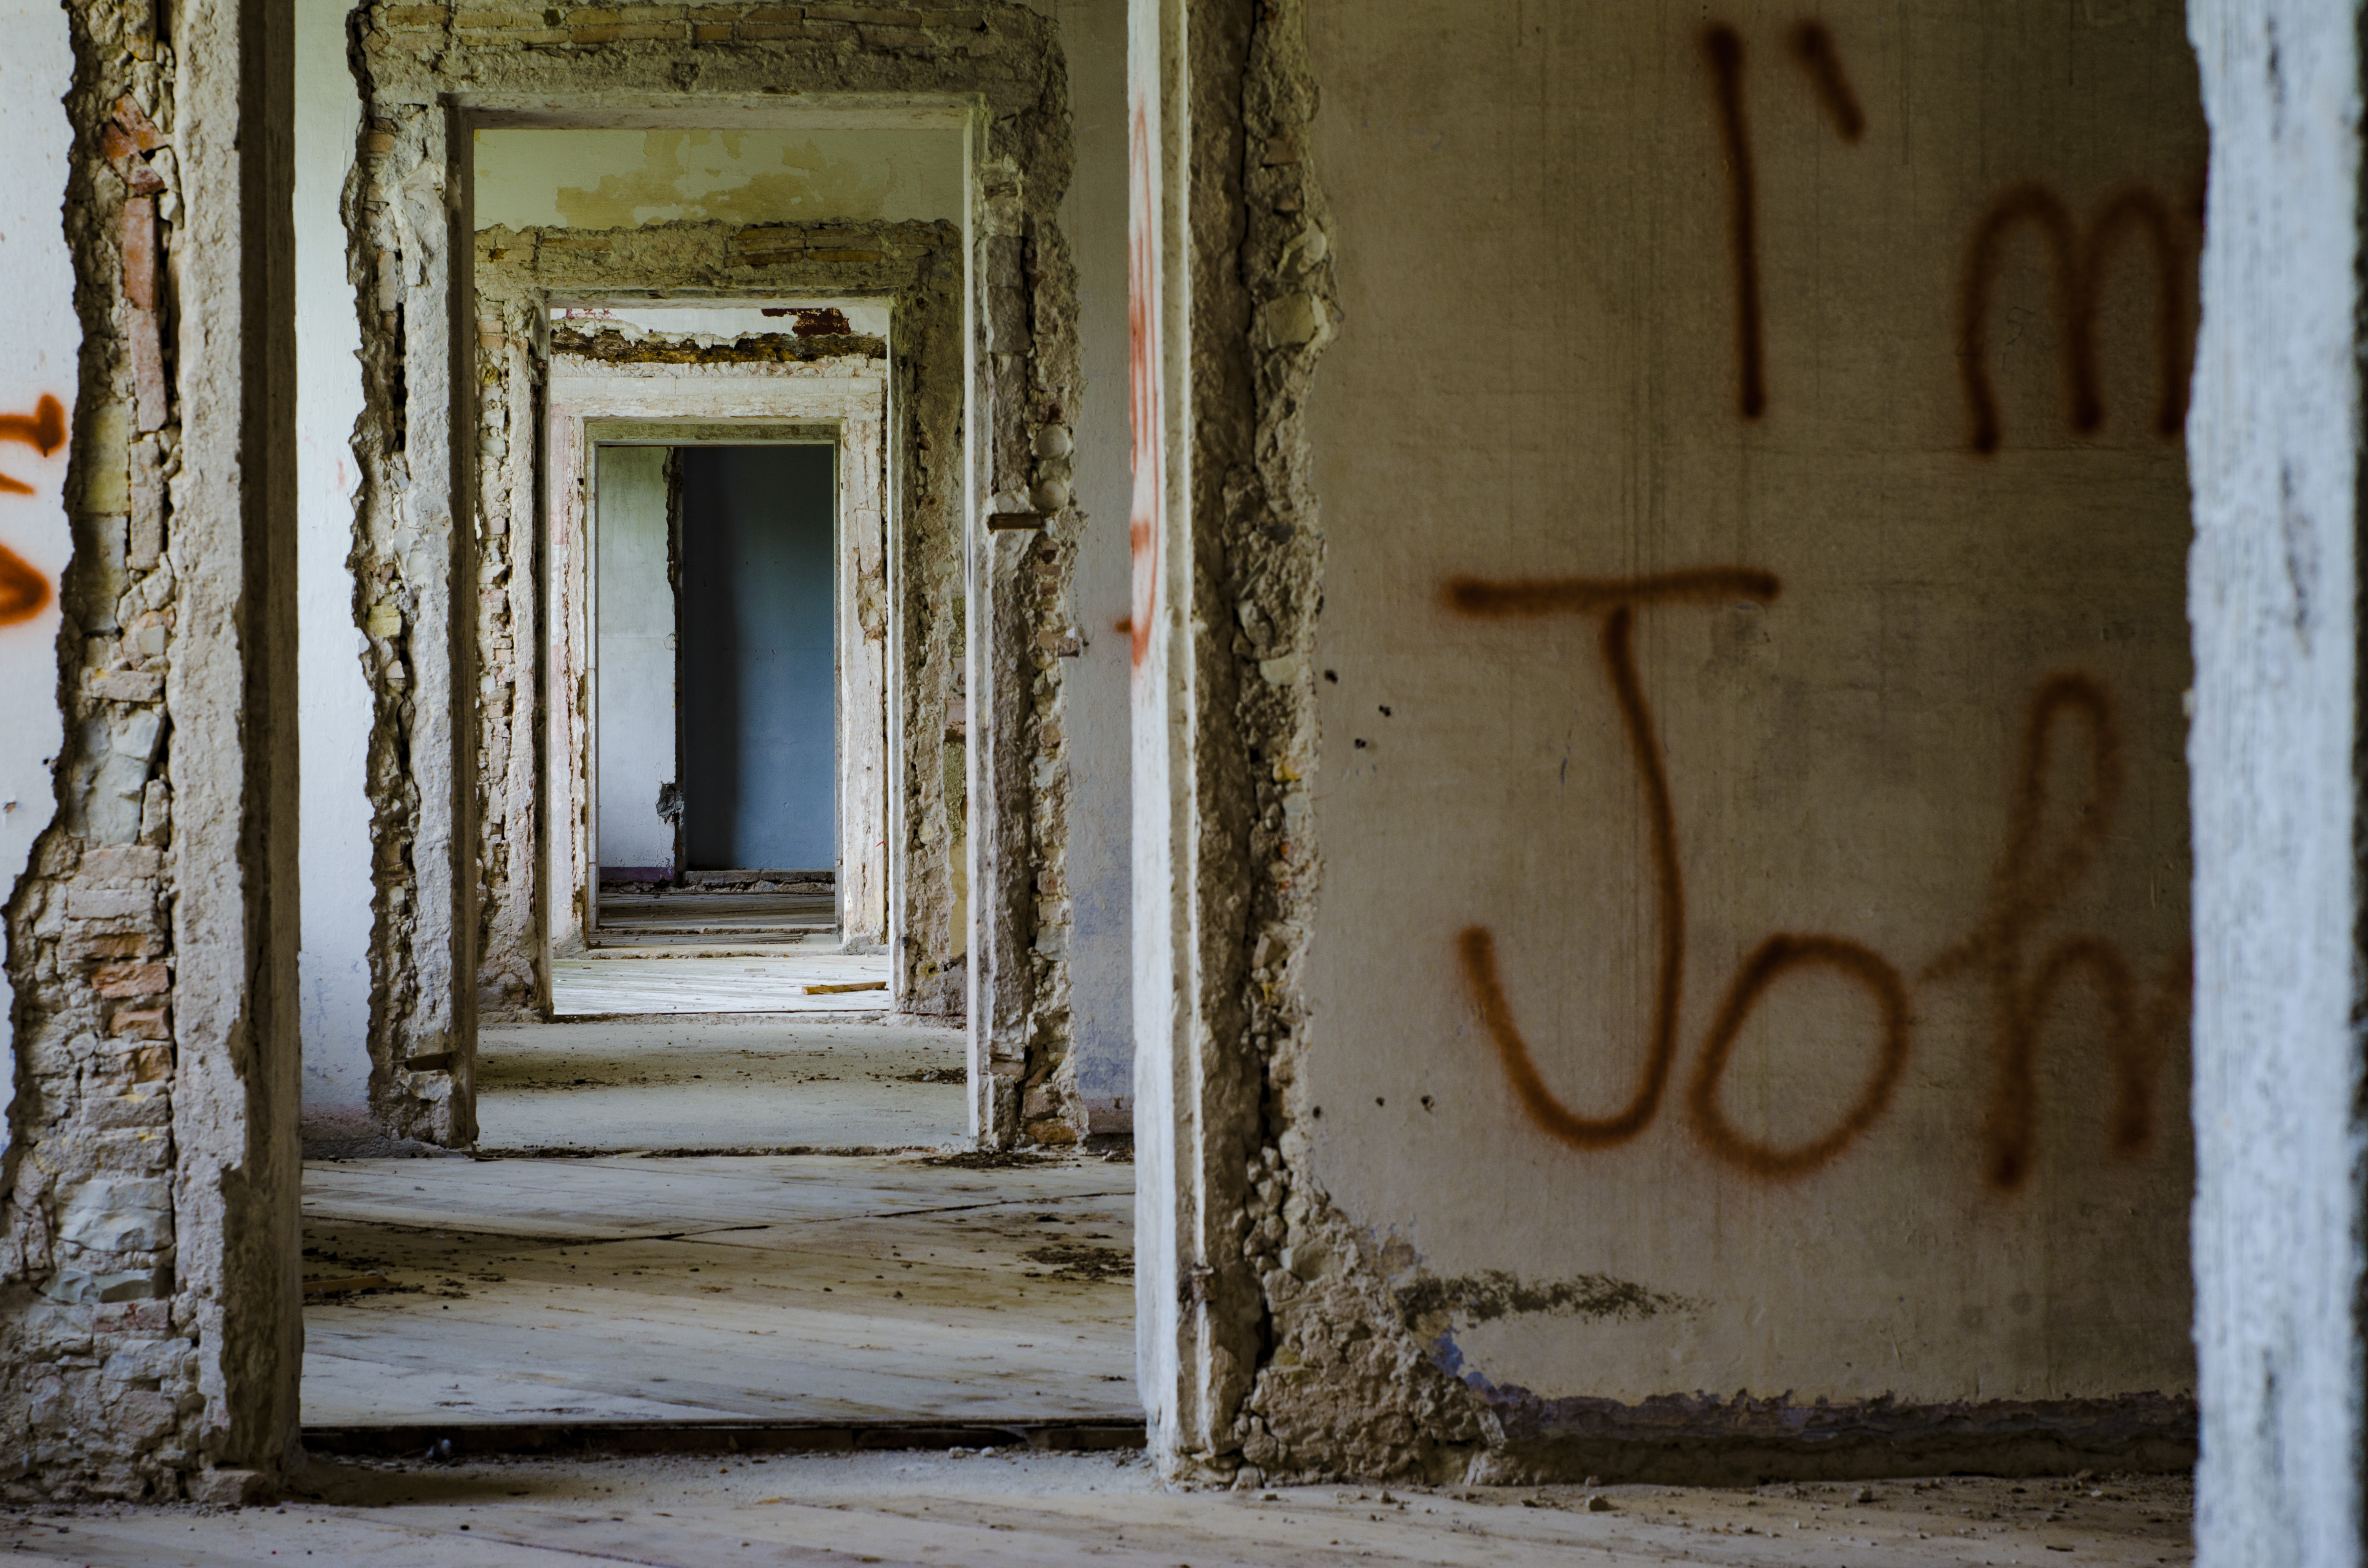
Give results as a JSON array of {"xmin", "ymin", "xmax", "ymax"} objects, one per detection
[
  {"xmin": 0, "ymin": 1457, "xmax": 2193, "ymax": 1564},
  {"xmin": 300, "ymin": 1152, "xmax": 1137, "ymax": 1427},
  {"xmin": 475, "ymin": 1018, "xmax": 963, "ymax": 1153}
]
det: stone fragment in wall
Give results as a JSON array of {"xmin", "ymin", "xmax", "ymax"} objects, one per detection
[
  {"xmin": 89, "ymin": 670, "xmax": 162, "ymax": 702},
  {"xmin": 121, "ymin": 552, "xmax": 171, "ymax": 617},
  {"xmin": 116, "ymin": 1042, "xmax": 172, "ymax": 1083},
  {"xmin": 76, "ymin": 515, "xmax": 130, "ymax": 631},
  {"xmin": 101, "ymin": 1339, "xmax": 194, "ymax": 1386},
  {"xmin": 128, "ymin": 439, "xmax": 164, "ymax": 567},
  {"xmin": 108, "ymin": 1006, "xmax": 169, "ymax": 1041},
  {"xmin": 1258, "ymin": 653, "xmax": 1305, "ymax": 687},
  {"xmin": 137, "ymin": 779, "xmax": 169, "ymax": 846},
  {"xmin": 64, "ymin": 928, "xmax": 162, "ymax": 963},
  {"xmin": 54, "ymin": 1177, "xmax": 172, "ymax": 1253},
  {"xmin": 988, "ymin": 286, "xmax": 1029, "ymax": 354},
  {"xmin": 130, "ymin": 612, "xmax": 169, "ymax": 659},
  {"xmin": 80, "ymin": 400, "xmax": 131, "ymax": 514},
  {"xmin": 83, "ymin": 845, "xmax": 161, "ymax": 886},
  {"xmin": 43, "ymin": 1266, "xmax": 171, "ymax": 1306},
  {"xmin": 1260, "ymin": 293, "xmax": 1323, "ymax": 350},
  {"xmin": 64, "ymin": 887, "xmax": 152, "ymax": 921},
  {"xmin": 92, "ymin": 961, "xmax": 166, "ymax": 998},
  {"xmin": 75, "ymin": 707, "xmax": 163, "ymax": 844}
]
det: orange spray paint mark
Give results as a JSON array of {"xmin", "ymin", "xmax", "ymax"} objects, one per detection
[
  {"xmin": 1787, "ymin": 21, "xmax": 1866, "ymax": 143},
  {"xmin": 1958, "ymin": 185, "xmax": 2190, "ymax": 454},
  {"xmin": 0, "ymin": 545, "xmax": 49, "ymax": 625},
  {"xmin": 1922, "ymin": 673, "xmax": 2190, "ymax": 1188},
  {"xmin": 1127, "ymin": 98, "xmax": 1163, "ymax": 671},
  {"xmin": 0, "ymin": 393, "xmax": 66, "ymax": 623},
  {"xmin": 1702, "ymin": 25, "xmax": 1765, "ymax": 421},
  {"xmin": 1447, "ymin": 569, "xmax": 1782, "ymax": 1153},
  {"xmin": 1447, "ymin": 573, "xmax": 2182, "ymax": 1188}
]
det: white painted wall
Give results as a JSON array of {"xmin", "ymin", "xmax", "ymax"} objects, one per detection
[
  {"xmin": 1050, "ymin": 0, "xmax": 1135, "ymax": 1133},
  {"xmin": 0, "ymin": 0, "xmax": 79, "ymax": 1173},
  {"xmin": 595, "ymin": 446, "xmax": 678, "ymax": 872},
  {"xmin": 477, "ymin": 127, "xmax": 965, "ymax": 230},
  {"xmin": 295, "ymin": 0, "xmax": 374, "ymax": 1122}
]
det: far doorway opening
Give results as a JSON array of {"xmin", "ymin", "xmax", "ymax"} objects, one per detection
[{"xmin": 594, "ymin": 441, "xmax": 845, "ymax": 966}]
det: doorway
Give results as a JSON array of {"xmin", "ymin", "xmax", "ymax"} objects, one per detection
[{"xmin": 590, "ymin": 441, "xmax": 851, "ymax": 994}]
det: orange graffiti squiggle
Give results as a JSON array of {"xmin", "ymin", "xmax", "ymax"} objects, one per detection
[{"xmin": 1923, "ymin": 673, "xmax": 2190, "ymax": 1189}]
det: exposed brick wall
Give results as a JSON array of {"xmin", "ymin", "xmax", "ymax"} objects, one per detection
[{"xmin": 2, "ymin": 0, "xmax": 300, "ymax": 1500}]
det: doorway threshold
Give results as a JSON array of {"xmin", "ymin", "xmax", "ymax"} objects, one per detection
[{"xmin": 303, "ymin": 1419, "xmax": 1147, "ymax": 1461}]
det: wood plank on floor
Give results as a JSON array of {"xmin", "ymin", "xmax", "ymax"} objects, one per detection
[{"xmin": 552, "ymin": 953, "xmax": 892, "ymax": 1016}]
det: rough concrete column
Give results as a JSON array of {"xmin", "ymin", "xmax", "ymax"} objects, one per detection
[
  {"xmin": 2188, "ymin": 4, "xmax": 2368, "ymax": 1563},
  {"xmin": 170, "ymin": 0, "xmax": 302, "ymax": 1481},
  {"xmin": 1129, "ymin": 0, "xmax": 1265, "ymax": 1474}
]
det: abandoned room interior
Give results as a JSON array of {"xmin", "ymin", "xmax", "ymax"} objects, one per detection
[{"xmin": 0, "ymin": 0, "xmax": 2358, "ymax": 1564}]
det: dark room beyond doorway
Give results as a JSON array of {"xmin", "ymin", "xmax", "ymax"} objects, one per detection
[{"xmin": 680, "ymin": 443, "xmax": 838, "ymax": 873}]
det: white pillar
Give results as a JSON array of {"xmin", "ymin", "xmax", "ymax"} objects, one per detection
[{"xmin": 2188, "ymin": 4, "xmax": 2368, "ymax": 1562}]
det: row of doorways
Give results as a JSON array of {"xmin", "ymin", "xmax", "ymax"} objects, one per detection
[{"xmin": 596, "ymin": 442, "xmax": 837, "ymax": 884}]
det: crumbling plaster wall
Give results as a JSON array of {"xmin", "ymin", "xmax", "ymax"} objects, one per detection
[
  {"xmin": 349, "ymin": 0, "xmax": 1097, "ymax": 1149},
  {"xmin": 1137, "ymin": 0, "xmax": 2201, "ymax": 1484},
  {"xmin": 475, "ymin": 123, "xmax": 964, "ymax": 228},
  {"xmin": 1, "ymin": 0, "xmax": 299, "ymax": 1500}
]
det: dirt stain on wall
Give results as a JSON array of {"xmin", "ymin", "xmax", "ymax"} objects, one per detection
[{"xmin": 1396, "ymin": 1268, "xmax": 1700, "ymax": 1328}]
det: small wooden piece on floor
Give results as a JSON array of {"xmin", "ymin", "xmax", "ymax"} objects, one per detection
[
  {"xmin": 304, "ymin": 1274, "xmax": 392, "ymax": 1298},
  {"xmin": 804, "ymin": 980, "xmax": 887, "ymax": 994}
]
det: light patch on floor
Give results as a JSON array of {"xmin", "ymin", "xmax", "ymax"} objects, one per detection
[
  {"xmin": 551, "ymin": 951, "xmax": 894, "ymax": 1016},
  {"xmin": 0, "ymin": 1458, "xmax": 2194, "ymax": 1565},
  {"xmin": 475, "ymin": 1018, "xmax": 962, "ymax": 1153},
  {"xmin": 299, "ymin": 1153, "xmax": 1137, "ymax": 1428}
]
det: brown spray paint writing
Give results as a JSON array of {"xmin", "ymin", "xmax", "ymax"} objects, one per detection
[
  {"xmin": 1444, "ymin": 569, "xmax": 2184, "ymax": 1190},
  {"xmin": 1698, "ymin": 20, "xmax": 2192, "ymax": 453}
]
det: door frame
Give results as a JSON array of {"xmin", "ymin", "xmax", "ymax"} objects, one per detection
[{"xmin": 548, "ymin": 360, "xmax": 892, "ymax": 968}]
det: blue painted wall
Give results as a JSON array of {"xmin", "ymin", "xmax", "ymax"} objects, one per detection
[{"xmin": 678, "ymin": 445, "xmax": 836, "ymax": 871}]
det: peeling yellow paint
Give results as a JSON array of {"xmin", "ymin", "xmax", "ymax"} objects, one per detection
[{"xmin": 473, "ymin": 128, "xmax": 962, "ymax": 231}]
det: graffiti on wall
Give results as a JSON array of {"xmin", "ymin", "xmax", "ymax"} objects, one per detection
[
  {"xmin": 1701, "ymin": 21, "xmax": 1865, "ymax": 421},
  {"xmin": 1126, "ymin": 96, "xmax": 1162, "ymax": 672},
  {"xmin": 1444, "ymin": 568, "xmax": 2187, "ymax": 1190},
  {"xmin": 0, "ymin": 393, "xmax": 63, "ymax": 625},
  {"xmin": 1702, "ymin": 19, "xmax": 2193, "ymax": 453},
  {"xmin": 1958, "ymin": 185, "xmax": 2191, "ymax": 454}
]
